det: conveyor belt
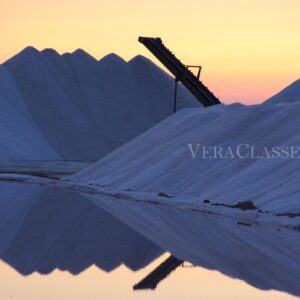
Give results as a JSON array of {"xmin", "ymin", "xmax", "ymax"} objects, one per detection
[{"xmin": 139, "ymin": 37, "xmax": 221, "ymax": 107}]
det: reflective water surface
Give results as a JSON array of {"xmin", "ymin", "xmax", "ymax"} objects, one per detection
[{"xmin": 0, "ymin": 182, "xmax": 299, "ymax": 299}]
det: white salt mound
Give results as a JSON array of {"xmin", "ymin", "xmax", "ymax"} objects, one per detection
[
  {"xmin": 73, "ymin": 79, "xmax": 300, "ymax": 213},
  {"xmin": 1, "ymin": 47, "xmax": 200, "ymax": 160}
]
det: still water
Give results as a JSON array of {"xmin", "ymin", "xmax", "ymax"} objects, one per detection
[{"xmin": 0, "ymin": 182, "xmax": 299, "ymax": 299}]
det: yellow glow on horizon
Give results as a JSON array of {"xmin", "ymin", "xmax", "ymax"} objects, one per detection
[
  {"xmin": 0, "ymin": 0, "xmax": 299, "ymax": 103},
  {"xmin": 0, "ymin": 259, "xmax": 298, "ymax": 300}
]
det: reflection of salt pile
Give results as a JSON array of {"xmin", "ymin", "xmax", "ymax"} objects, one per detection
[
  {"xmin": 88, "ymin": 197, "xmax": 300, "ymax": 296},
  {"xmin": 0, "ymin": 183, "xmax": 162, "ymax": 274},
  {"xmin": 73, "ymin": 78, "xmax": 300, "ymax": 214},
  {"xmin": 0, "ymin": 47, "xmax": 199, "ymax": 160}
]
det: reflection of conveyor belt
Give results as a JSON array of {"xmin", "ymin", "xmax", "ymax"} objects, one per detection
[
  {"xmin": 138, "ymin": 37, "xmax": 221, "ymax": 107},
  {"xmin": 133, "ymin": 255, "xmax": 183, "ymax": 290}
]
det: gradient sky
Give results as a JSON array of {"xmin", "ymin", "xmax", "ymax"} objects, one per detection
[{"xmin": 1, "ymin": 0, "xmax": 299, "ymax": 103}]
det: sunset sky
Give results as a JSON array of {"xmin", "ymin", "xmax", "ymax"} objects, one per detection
[{"xmin": 1, "ymin": 0, "xmax": 299, "ymax": 103}]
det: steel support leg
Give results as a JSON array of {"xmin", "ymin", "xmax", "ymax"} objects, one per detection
[{"xmin": 173, "ymin": 79, "xmax": 178, "ymax": 113}]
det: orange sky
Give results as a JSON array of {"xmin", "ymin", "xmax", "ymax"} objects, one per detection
[
  {"xmin": 0, "ymin": 259, "xmax": 297, "ymax": 300},
  {"xmin": 0, "ymin": 0, "xmax": 299, "ymax": 104}
]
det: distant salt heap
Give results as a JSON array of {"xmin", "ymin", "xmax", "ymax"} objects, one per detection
[
  {"xmin": 266, "ymin": 79, "xmax": 300, "ymax": 104},
  {"xmin": 0, "ymin": 47, "xmax": 199, "ymax": 160},
  {"xmin": 73, "ymin": 79, "xmax": 300, "ymax": 214},
  {"xmin": 0, "ymin": 65, "xmax": 59, "ymax": 160}
]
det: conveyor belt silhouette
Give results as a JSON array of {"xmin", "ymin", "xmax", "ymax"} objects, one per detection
[
  {"xmin": 133, "ymin": 255, "xmax": 183, "ymax": 290},
  {"xmin": 139, "ymin": 37, "xmax": 221, "ymax": 107}
]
